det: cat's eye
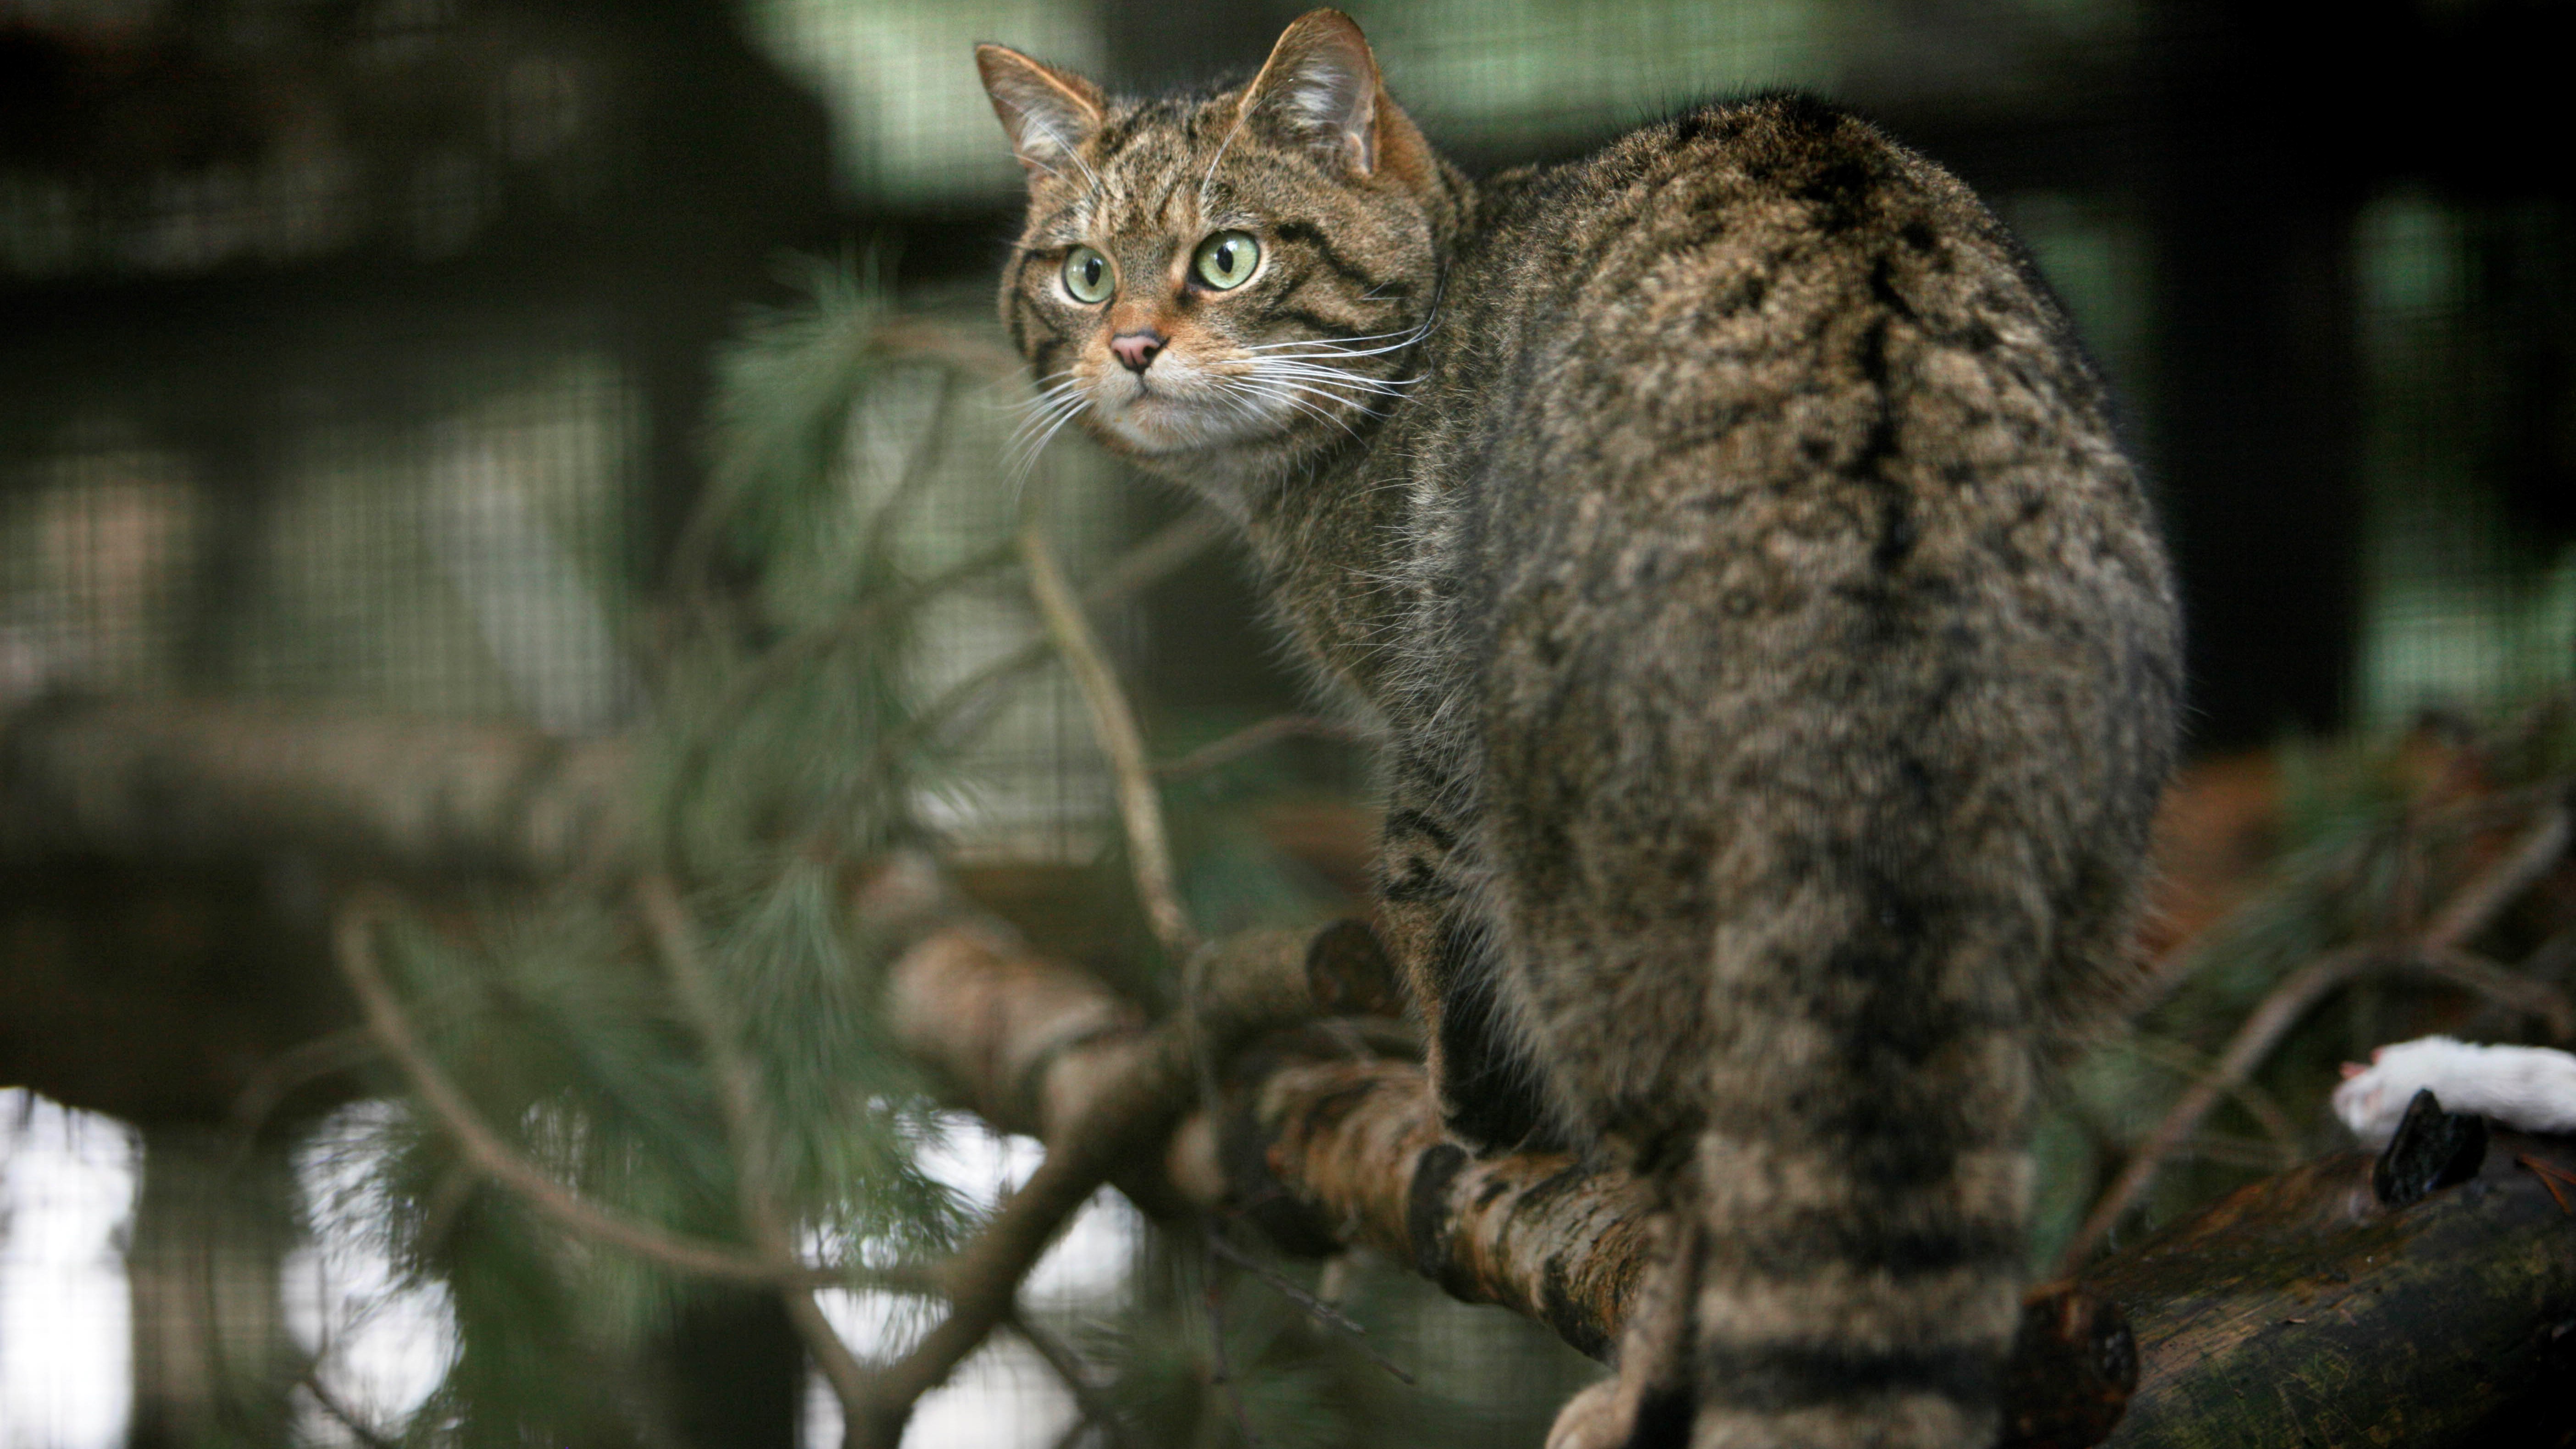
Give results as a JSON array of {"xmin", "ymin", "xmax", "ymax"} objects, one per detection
[
  {"xmin": 1193, "ymin": 231, "xmax": 1261, "ymax": 290},
  {"xmin": 1062, "ymin": 246, "xmax": 1114, "ymax": 304}
]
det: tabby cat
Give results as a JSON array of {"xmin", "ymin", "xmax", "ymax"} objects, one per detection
[{"xmin": 978, "ymin": 13, "xmax": 2180, "ymax": 1449}]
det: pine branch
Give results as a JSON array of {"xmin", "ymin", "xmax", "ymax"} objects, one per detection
[
  {"xmin": 638, "ymin": 874, "xmax": 880, "ymax": 1431},
  {"xmin": 332, "ymin": 889, "xmax": 927, "ymax": 1296}
]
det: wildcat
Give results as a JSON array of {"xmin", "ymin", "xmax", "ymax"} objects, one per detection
[{"xmin": 977, "ymin": 13, "xmax": 2180, "ymax": 1449}]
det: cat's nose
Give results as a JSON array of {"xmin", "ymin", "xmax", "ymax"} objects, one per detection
[{"xmin": 1110, "ymin": 330, "xmax": 1165, "ymax": 373}]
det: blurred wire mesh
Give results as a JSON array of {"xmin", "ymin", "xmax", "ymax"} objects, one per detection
[{"xmin": 1, "ymin": 0, "xmax": 2571, "ymax": 1446}]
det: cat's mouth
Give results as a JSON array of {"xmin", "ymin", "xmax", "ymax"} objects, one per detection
[{"xmin": 1089, "ymin": 366, "xmax": 1288, "ymax": 454}]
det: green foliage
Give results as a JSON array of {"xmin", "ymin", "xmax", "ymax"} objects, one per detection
[{"xmin": 342, "ymin": 263, "xmax": 984, "ymax": 1444}]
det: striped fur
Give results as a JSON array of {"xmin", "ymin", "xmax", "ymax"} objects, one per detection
[{"xmin": 980, "ymin": 14, "xmax": 2180, "ymax": 1449}]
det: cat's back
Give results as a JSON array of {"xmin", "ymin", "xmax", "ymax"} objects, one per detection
[
  {"xmin": 1410, "ymin": 90, "xmax": 2179, "ymax": 972},
  {"xmin": 1437, "ymin": 91, "xmax": 2145, "ymax": 565}
]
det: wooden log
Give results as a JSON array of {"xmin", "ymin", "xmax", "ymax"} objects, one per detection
[{"xmin": 2087, "ymin": 1124, "xmax": 2576, "ymax": 1446}]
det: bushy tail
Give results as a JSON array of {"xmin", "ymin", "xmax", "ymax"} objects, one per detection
[
  {"xmin": 1544, "ymin": 872, "xmax": 2038, "ymax": 1449},
  {"xmin": 1677, "ymin": 875, "xmax": 2038, "ymax": 1449}
]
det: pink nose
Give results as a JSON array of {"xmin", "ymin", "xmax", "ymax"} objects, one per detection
[{"xmin": 1110, "ymin": 331, "xmax": 1165, "ymax": 373}]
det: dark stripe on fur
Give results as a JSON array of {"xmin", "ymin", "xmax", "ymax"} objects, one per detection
[
  {"xmin": 1716, "ymin": 1214, "xmax": 2021, "ymax": 1281},
  {"xmin": 1695, "ymin": 1343, "xmax": 1998, "ymax": 1413},
  {"xmin": 1429, "ymin": 915, "xmax": 1555, "ymax": 1150},
  {"xmin": 1273, "ymin": 218, "xmax": 1389, "ymax": 295}
]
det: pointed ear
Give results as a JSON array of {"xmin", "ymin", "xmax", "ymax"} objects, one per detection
[
  {"xmin": 1239, "ymin": 10, "xmax": 1387, "ymax": 175},
  {"xmin": 975, "ymin": 44, "xmax": 1106, "ymax": 178}
]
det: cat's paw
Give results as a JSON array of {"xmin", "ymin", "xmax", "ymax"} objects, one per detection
[
  {"xmin": 2332, "ymin": 1035, "xmax": 2576, "ymax": 1144},
  {"xmin": 1544, "ymin": 1380, "xmax": 1626, "ymax": 1449}
]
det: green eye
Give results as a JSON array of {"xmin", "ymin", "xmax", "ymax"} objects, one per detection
[
  {"xmin": 1062, "ymin": 246, "xmax": 1114, "ymax": 304},
  {"xmin": 1193, "ymin": 230, "xmax": 1260, "ymax": 290}
]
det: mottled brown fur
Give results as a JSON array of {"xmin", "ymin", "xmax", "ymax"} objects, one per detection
[{"xmin": 979, "ymin": 14, "xmax": 2179, "ymax": 1449}]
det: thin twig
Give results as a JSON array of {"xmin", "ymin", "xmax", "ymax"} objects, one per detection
[
  {"xmin": 1019, "ymin": 514, "xmax": 1265, "ymax": 1435},
  {"xmin": 1205, "ymin": 1232, "xmax": 1415, "ymax": 1385},
  {"xmin": 906, "ymin": 510, "xmax": 1228, "ymax": 763},
  {"xmin": 1019, "ymin": 520, "xmax": 1199, "ymax": 965},
  {"xmin": 802, "ymin": 509, "xmax": 1229, "ymax": 858},
  {"xmin": 332, "ymin": 890, "xmax": 916, "ymax": 1293},
  {"xmin": 1008, "ymin": 1310, "xmax": 1139, "ymax": 1449},
  {"xmin": 2423, "ymin": 946, "xmax": 2576, "ymax": 1040},
  {"xmin": 2061, "ymin": 804, "xmax": 2574, "ymax": 1271},
  {"xmin": 2421, "ymin": 806, "xmax": 2571, "ymax": 951},
  {"xmin": 2121, "ymin": 1034, "xmax": 2304, "ymax": 1169},
  {"xmin": 638, "ymin": 875, "xmax": 881, "ymax": 1429},
  {"xmin": 663, "ymin": 540, "xmax": 1017, "ymax": 862},
  {"xmin": 296, "ymin": 1367, "xmax": 403, "ymax": 1449},
  {"xmin": 226, "ymin": 1027, "xmax": 378, "ymax": 1146},
  {"xmin": 1202, "ymin": 1226, "xmax": 1263, "ymax": 1449},
  {"xmin": 1155, "ymin": 715, "xmax": 1368, "ymax": 780},
  {"xmin": 844, "ymin": 1019, "xmax": 1204, "ymax": 1449}
]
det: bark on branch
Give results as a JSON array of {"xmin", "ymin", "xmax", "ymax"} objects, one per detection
[{"xmin": 871, "ymin": 895, "xmax": 2140, "ymax": 1449}]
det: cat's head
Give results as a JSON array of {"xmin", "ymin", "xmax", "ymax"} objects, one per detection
[{"xmin": 977, "ymin": 11, "xmax": 1455, "ymax": 486}]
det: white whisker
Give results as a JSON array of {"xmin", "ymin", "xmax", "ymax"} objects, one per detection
[
  {"xmin": 1005, "ymin": 395, "xmax": 1092, "ymax": 503},
  {"xmin": 1227, "ymin": 377, "xmax": 1361, "ymax": 439},
  {"xmin": 1249, "ymin": 361, "xmax": 1421, "ymax": 398}
]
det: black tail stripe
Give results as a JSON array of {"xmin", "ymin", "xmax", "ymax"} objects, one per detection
[
  {"xmin": 1696, "ymin": 1344, "xmax": 1997, "ymax": 1413},
  {"xmin": 1719, "ymin": 1217, "xmax": 2021, "ymax": 1279}
]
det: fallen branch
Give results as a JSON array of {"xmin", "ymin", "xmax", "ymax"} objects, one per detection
[{"xmin": 2086, "ymin": 1126, "xmax": 2576, "ymax": 1447}]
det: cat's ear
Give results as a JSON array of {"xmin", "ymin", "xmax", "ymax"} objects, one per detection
[
  {"xmin": 1239, "ymin": 10, "xmax": 1400, "ymax": 177},
  {"xmin": 975, "ymin": 44, "xmax": 1106, "ymax": 178}
]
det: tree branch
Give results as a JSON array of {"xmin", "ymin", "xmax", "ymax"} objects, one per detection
[{"xmin": 873, "ymin": 906, "xmax": 2137, "ymax": 1448}]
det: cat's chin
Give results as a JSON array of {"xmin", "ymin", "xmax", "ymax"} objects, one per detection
[{"xmin": 1093, "ymin": 395, "xmax": 1282, "ymax": 457}]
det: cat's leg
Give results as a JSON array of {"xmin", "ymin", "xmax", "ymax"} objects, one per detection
[{"xmin": 1377, "ymin": 782, "xmax": 1557, "ymax": 1152}]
